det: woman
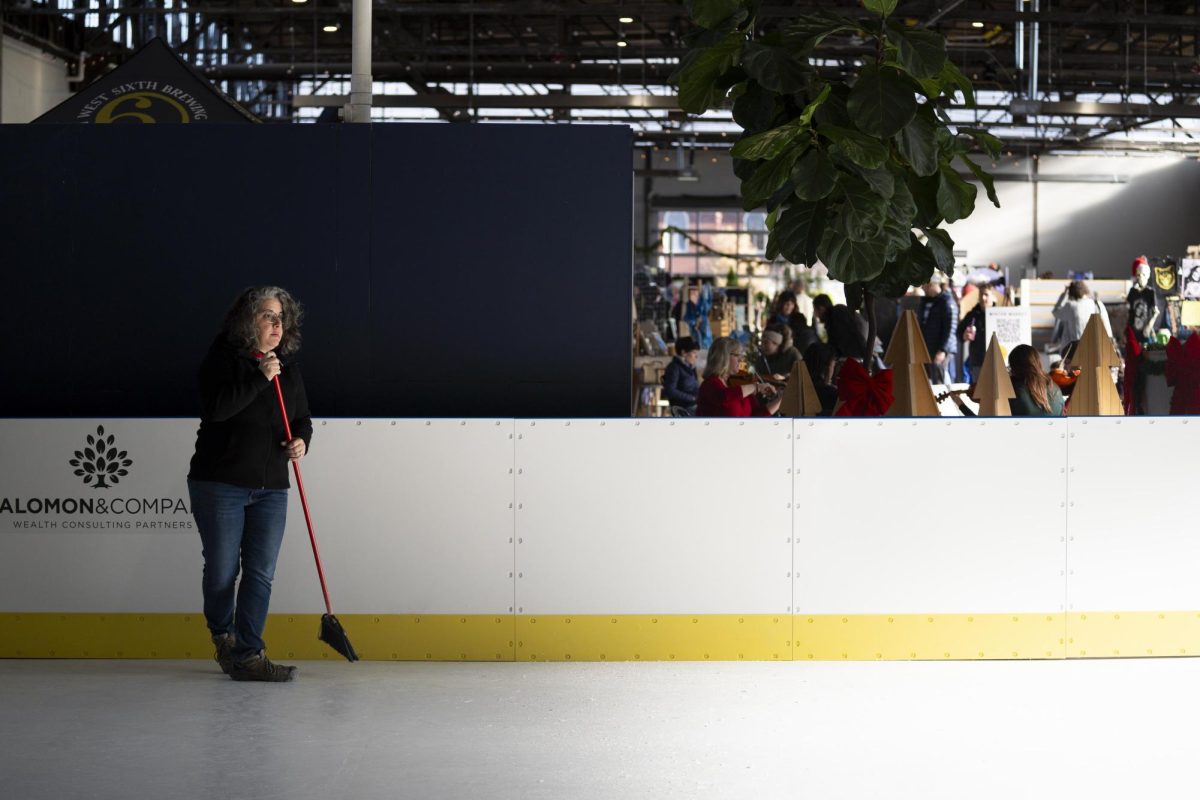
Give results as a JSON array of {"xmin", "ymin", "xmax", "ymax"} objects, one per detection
[
  {"xmin": 1008, "ymin": 344, "xmax": 1064, "ymax": 416},
  {"xmin": 188, "ymin": 287, "xmax": 313, "ymax": 682},
  {"xmin": 661, "ymin": 336, "xmax": 701, "ymax": 415},
  {"xmin": 1052, "ymin": 280, "xmax": 1112, "ymax": 354},
  {"xmin": 771, "ymin": 290, "xmax": 817, "ymax": 352},
  {"xmin": 755, "ymin": 321, "xmax": 802, "ymax": 378},
  {"xmin": 697, "ymin": 336, "xmax": 781, "ymax": 417}
]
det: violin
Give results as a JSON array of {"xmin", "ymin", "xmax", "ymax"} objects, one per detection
[{"xmin": 727, "ymin": 370, "xmax": 787, "ymax": 389}]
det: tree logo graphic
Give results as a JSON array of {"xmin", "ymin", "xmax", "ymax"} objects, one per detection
[{"xmin": 69, "ymin": 425, "xmax": 132, "ymax": 488}]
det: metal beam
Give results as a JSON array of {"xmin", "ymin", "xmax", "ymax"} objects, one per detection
[
  {"xmin": 1010, "ymin": 99, "xmax": 1200, "ymax": 119},
  {"xmin": 292, "ymin": 92, "xmax": 681, "ymax": 108}
]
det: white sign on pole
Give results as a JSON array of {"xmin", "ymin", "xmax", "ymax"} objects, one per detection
[{"xmin": 986, "ymin": 306, "xmax": 1033, "ymax": 356}]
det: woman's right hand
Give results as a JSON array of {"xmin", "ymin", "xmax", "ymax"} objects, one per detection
[{"xmin": 259, "ymin": 352, "xmax": 281, "ymax": 382}]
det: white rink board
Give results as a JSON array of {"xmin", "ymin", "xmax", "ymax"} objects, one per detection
[
  {"xmin": 513, "ymin": 419, "xmax": 792, "ymax": 615},
  {"xmin": 269, "ymin": 419, "xmax": 516, "ymax": 614},
  {"xmin": 0, "ymin": 419, "xmax": 200, "ymax": 612},
  {"xmin": 1067, "ymin": 418, "xmax": 1200, "ymax": 612},
  {"xmin": 793, "ymin": 418, "xmax": 1068, "ymax": 615}
]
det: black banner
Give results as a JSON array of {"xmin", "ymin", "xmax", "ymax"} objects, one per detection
[{"xmin": 34, "ymin": 38, "xmax": 256, "ymax": 124}]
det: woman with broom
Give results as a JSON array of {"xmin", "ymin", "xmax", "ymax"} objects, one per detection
[{"xmin": 187, "ymin": 286, "xmax": 312, "ymax": 682}]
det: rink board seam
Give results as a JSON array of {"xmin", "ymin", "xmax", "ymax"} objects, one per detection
[{"xmin": 4, "ymin": 612, "xmax": 1200, "ymax": 661}]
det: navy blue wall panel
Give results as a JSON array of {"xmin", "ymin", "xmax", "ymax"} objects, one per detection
[{"xmin": 0, "ymin": 124, "xmax": 632, "ymax": 418}]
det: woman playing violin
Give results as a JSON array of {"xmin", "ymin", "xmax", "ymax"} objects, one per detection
[{"xmin": 697, "ymin": 337, "xmax": 781, "ymax": 417}]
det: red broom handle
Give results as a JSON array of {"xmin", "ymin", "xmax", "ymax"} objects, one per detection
[{"xmin": 273, "ymin": 376, "xmax": 333, "ymax": 615}]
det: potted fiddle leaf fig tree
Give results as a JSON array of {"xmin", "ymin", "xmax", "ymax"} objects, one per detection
[{"xmin": 673, "ymin": 0, "xmax": 1001, "ymax": 359}]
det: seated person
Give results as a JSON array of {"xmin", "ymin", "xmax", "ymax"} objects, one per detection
[
  {"xmin": 803, "ymin": 342, "xmax": 839, "ymax": 416},
  {"xmin": 1008, "ymin": 344, "xmax": 1064, "ymax": 416},
  {"xmin": 697, "ymin": 337, "xmax": 781, "ymax": 417},
  {"xmin": 661, "ymin": 336, "xmax": 700, "ymax": 415},
  {"xmin": 754, "ymin": 322, "xmax": 803, "ymax": 378}
]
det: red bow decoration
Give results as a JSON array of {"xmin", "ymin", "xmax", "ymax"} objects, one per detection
[
  {"xmin": 1166, "ymin": 334, "xmax": 1200, "ymax": 415},
  {"xmin": 834, "ymin": 358, "xmax": 894, "ymax": 417},
  {"xmin": 1123, "ymin": 326, "xmax": 1142, "ymax": 415}
]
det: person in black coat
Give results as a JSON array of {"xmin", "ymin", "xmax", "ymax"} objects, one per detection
[
  {"xmin": 957, "ymin": 286, "xmax": 995, "ymax": 384},
  {"xmin": 661, "ymin": 336, "xmax": 701, "ymax": 415},
  {"xmin": 187, "ymin": 286, "xmax": 313, "ymax": 682}
]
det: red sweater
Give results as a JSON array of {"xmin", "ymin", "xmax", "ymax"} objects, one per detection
[{"xmin": 696, "ymin": 376, "xmax": 771, "ymax": 417}]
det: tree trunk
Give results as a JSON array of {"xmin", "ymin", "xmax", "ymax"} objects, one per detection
[{"xmin": 864, "ymin": 289, "xmax": 878, "ymax": 376}]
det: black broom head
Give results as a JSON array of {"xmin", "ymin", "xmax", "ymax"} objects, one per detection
[{"xmin": 319, "ymin": 613, "xmax": 359, "ymax": 662}]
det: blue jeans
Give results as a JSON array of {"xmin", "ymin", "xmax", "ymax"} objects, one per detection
[{"xmin": 188, "ymin": 480, "xmax": 288, "ymax": 660}]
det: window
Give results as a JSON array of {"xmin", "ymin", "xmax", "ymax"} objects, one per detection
[{"xmin": 655, "ymin": 208, "xmax": 775, "ymax": 277}]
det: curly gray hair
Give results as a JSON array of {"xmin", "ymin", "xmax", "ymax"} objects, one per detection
[{"xmin": 221, "ymin": 286, "xmax": 304, "ymax": 356}]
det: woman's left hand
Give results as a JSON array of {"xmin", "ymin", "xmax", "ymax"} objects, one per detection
[{"xmin": 282, "ymin": 437, "xmax": 306, "ymax": 462}]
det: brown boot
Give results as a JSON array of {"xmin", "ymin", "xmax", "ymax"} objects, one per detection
[
  {"xmin": 211, "ymin": 633, "xmax": 236, "ymax": 675},
  {"xmin": 228, "ymin": 650, "xmax": 297, "ymax": 682}
]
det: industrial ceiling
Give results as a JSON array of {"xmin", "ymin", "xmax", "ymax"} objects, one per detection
[{"xmin": 5, "ymin": 1, "xmax": 1200, "ymax": 152}]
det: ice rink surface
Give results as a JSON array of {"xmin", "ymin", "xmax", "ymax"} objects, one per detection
[{"xmin": 2, "ymin": 658, "xmax": 1196, "ymax": 799}]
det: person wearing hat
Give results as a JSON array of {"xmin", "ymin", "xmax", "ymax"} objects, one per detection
[
  {"xmin": 661, "ymin": 336, "xmax": 701, "ymax": 416},
  {"xmin": 1128, "ymin": 256, "xmax": 1158, "ymax": 346},
  {"xmin": 919, "ymin": 273, "xmax": 959, "ymax": 384},
  {"xmin": 754, "ymin": 321, "xmax": 803, "ymax": 378}
]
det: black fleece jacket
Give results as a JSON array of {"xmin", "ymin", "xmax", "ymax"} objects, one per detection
[{"xmin": 188, "ymin": 334, "xmax": 313, "ymax": 489}]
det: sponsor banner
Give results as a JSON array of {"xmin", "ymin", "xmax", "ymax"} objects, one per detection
[
  {"xmin": 34, "ymin": 38, "xmax": 256, "ymax": 124},
  {"xmin": 0, "ymin": 420, "xmax": 194, "ymax": 533}
]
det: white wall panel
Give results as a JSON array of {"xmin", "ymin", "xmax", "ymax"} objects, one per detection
[
  {"xmin": 794, "ymin": 418, "xmax": 1068, "ymax": 615},
  {"xmin": 1066, "ymin": 418, "xmax": 1200, "ymax": 611},
  {"xmin": 0, "ymin": 419, "xmax": 199, "ymax": 612},
  {"xmin": 269, "ymin": 419, "xmax": 515, "ymax": 614},
  {"xmin": 514, "ymin": 419, "xmax": 792, "ymax": 614}
]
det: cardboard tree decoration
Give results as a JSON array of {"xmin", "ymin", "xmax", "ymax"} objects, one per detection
[
  {"xmin": 970, "ymin": 333, "xmax": 1016, "ymax": 416},
  {"xmin": 1069, "ymin": 313, "xmax": 1123, "ymax": 415},
  {"xmin": 883, "ymin": 310, "xmax": 941, "ymax": 417},
  {"xmin": 779, "ymin": 360, "xmax": 822, "ymax": 417}
]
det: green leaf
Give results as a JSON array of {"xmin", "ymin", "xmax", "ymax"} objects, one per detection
[
  {"xmin": 783, "ymin": 11, "xmax": 862, "ymax": 54},
  {"xmin": 791, "ymin": 148, "xmax": 838, "ymax": 200},
  {"xmin": 868, "ymin": 246, "xmax": 927, "ymax": 298},
  {"xmin": 687, "ymin": 0, "xmax": 745, "ymax": 29},
  {"xmin": 814, "ymin": 84, "xmax": 853, "ymax": 128},
  {"xmin": 847, "ymin": 64, "xmax": 917, "ymax": 139},
  {"xmin": 741, "ymin": 145, "xmax": 805, "ymax": 209},
  {"xmin": 844, "ymin": 162, "xmax": 895, "ymax": 198},
  {"xmin": 731, "ymin": 121, "xmax": 808, "ymax": 161},
  {"xmin": 765, "ymin": 230, "xmax": 781, "ymax": 261},
  {"xmin": 881, "ymin": 217, "xmax": 913, "ymax": 262},
  {"xmin": 885, "ymin": 25, "xmax": 947, "ymax": 79},
  {"xmin": 765, "ymin": 205, "xmax": 781, "ymax": 231},
  {"xmin": 862, "ymin": 0, "xmax": 898, "ymax": 17},
  {"xmin": 912, "ymin": 75, "xmax": 943, "ymax": 99},
  {"xmin": 833, "ymin": 175, "xmax": 888, "ymax": 242},
  {"xmin": 818, "ymin": 228, "xmax": 890, "ymax": 283},
  {"xmin": 922, "ymin": 228, "xmax": 956, "ymax": 270},
  {"xmin": 732, "ymin": 80, "xmax": 779, "ymax": 132},
  {"xmin": 958, "ymin": 126, "xmax": 1003, "ymax": 159},
  {"xmin": 775, "ymin": 200, "xmax": 828, "ymax": 266},
  {"xmin": 674, "ymin": 33, "xmax": 745, "ymax": 114},
  {"xmin": 958, "ymin": 155, "xmax": 1000, "ymax": 208},
  {"xmin": 907, "ymin": 172, "xmax": 943, "ymax": 228},
  {"xmin": 896, "ymin": 104, "xmax": 939, "ymax": 176},
  {"xmin": 887, "ymin": 171, "xmax": 917, "ymax": 225},
  {"xmin": 741, "ymin": 42, "xmax": 812, "ymax": 93},
  {"xmin": 939, "ymin": 59, "xmax": 975, "ymax": 106},
  {"xmin": 798, "ymin": 83, "xmax": 831, "ymax": 127},
  {"xmin": 935, "ymin": 163, "xmax": 977, "ymax": 223},
  {"xmin": 821, "ymin": 125, "xmax": 888, "ymax": 169}
]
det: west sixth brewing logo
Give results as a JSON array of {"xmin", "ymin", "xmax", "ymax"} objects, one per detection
[
  {"xmin": 70, "ymin": 425, "xmax": 132, "ymax": 488},
  {"xmin": 76, "ymin": 81, "xmax": 210, "ymax": 123},
  {"xmin": 0, "ymin": 424, "xmax": 191, "ymax": 529}
]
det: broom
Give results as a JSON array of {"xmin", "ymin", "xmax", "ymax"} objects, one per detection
[{"xmin": 272, "ymin": 376, "xmax": 358, "ymax": 662}]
